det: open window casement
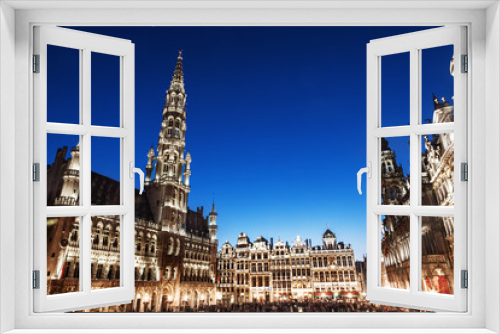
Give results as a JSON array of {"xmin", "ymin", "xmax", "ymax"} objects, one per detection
[
  {"xmin": 364, "ymin": 26, "xmax": 467, "ymax": 312},
  {"xmin": 33, "ymin": 26, "xmax": 140, "ymax": 312}
]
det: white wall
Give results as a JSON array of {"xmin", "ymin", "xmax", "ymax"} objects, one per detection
[
  {"xmin": 486, "ymin": 2, "xmax": 500, "ymax": 333},
  {"xmin": 0, "ymin": 2, "xmax": 16, "ymax": 333}
]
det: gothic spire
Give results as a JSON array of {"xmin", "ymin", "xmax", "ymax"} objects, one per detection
[
  {"xmin": 165, "ymin": 50, "xmax": 186, "ymax": 111},
  {"xmin": 171, "ymin": 49, "xmax": 184, "ymax": 85}
]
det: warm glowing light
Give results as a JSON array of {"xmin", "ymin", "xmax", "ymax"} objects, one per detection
[
  {"xmin": 183, "ymin": 295, "xmax": 188, "ymax": 301},
  {"xmin": 168, "ymin": 295, "xmax": 173, "ymax": 302},
  {"xmin": 143, "ymin": 293, "xmax": 150, "ymax": 303}
]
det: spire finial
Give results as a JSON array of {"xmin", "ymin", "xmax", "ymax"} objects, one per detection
[
  {"xmin": 168, "ymin": 50, "xmax": 185, "ymax": 90},
  {"xmin": 326, "ymin": 222, "xmax": 329, "ymax": 230}
]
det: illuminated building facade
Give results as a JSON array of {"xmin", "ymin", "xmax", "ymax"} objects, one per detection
[
  {"xmin": 216, "ymin": 230, "xmax": 361, "ymax": 304},
  {"xmin": 46, "ymin": 52, "xmax": 219, "ymax": 312},
  {"xmin": 380, "ymin": 94, "xmax": 456, "ymax": 294}
]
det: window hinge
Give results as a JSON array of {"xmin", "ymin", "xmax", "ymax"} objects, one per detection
[
  {"xmin": 461, "ymin": 270, "xmax": 468, "ymax": 289},
  {"xmin": 33, "ymin": 270, "xmax": 40, "ymax": 289},
  {"xmin": 461, "ymin": 162, "xmax": 468, "ymax": 181},
  {"xmin": 33, "ymin": 54, "xmax": 40, "ymax": 73},
  {"xmin": 33, "ymin": 163, "xmax": 40, "ymax": 182},
  {"xmin": 461, "ymin": 54, "xmax": 468, "ymax": 73}
]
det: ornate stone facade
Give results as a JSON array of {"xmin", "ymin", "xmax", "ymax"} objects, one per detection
[
  {"xmin": 46, "ymin": 52, "xmax": 218, "ymax": 312},
  {"xmin": 216, "ymin": 230, "xmax": 361, "ymax": 305},
  {"xmin": 380, "ymin": 95, "xmax": 455, "ymax": 295}
]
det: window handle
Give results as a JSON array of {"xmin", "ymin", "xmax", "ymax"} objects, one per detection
[
  {"xmin": 130, "ymin": 162, "xmax": 145, "ymax": 195},
  {"xmin": 357, "ymin": 162, "xmax": 372, "ymax": 195}
]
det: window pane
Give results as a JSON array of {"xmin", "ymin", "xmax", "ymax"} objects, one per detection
[
  {"xmin": 421, "ymin": 133, "xmax": 454, "ymax": 206},
  {"xmin": 91, "ymin": 136, "xmax": 121, "ymax": 206},
  {"xmin": 47, "ymin": 134, "xmax": 80, "ymax": 206},
  {"xmin": 381, "ymin": 137, "xmax": 410, "ymax": 205},
  {"xmin": 91, "ymin": 52, "xmax": 120, "ymax": 127},
  {"xmin": 381, "ymin": 215, "xmax": 410, "ymax": 290},
  {"xmin": 47, "ymin": 216, "xmax": 80, "ymax": 295},
  {"xmin": 91, "ymin": 215, "xmax": 121, "ymax": 290},
  {"xmin": 421, "ymin": 45, "xmax": 454, "ymax": 125},
  {"xmin": 381, "ymin": 52, "xmax": 410, "ymax": 127},
  {"xmin": 421, "ymin": 216, "xmax": 454, "ymax": 295},
  {"xmin": 47, "ymin": 45, "xmax": 80, "ymax": 124}
]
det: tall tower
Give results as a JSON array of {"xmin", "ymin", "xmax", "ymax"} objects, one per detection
[
  {"xmin": 209, "ymin": 202, "xmax": 218, "ymax": 241},
  {"xmin": 380, "ymin": 138, "xmax": 410, "ymax": 206},
  {"xmin": 54, "ymin": 144, "xmax": 80, "ymax": 206},
  {"xmin": 146, "ymin": 50, "xmax": 191, "ymax": 234}
]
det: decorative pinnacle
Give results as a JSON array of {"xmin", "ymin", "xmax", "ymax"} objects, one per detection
[
  {"xmin": 171, "ymin": 51, "xmax": 184, "ymax": 85},
  {"xmin": 147, "ymin": 145, "xmax": 155, "ymax": 157}
]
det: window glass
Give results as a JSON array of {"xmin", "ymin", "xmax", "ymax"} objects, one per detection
[
  {"xmin": 47, "ymin": 45, "xmax": 80, "ymax": 124},
  {"xmin": 47, "ymin": 217, "xmax": 81, "ymax": 295},
  {"xmin": 421, "ymin": 216, "xmax": 454, "ymax": 295},
  {"xmin": 381, "ymin": 52, "xmax": 410, "ymax": 127},
  {"xmin": 381, "ymin": 215, "xmax": 410, "ymax": 290},
  {"xmin": 381, "ymin": 137, "xmax": 410, "ymax": 205},
  {"xmin": 47, "ymin": 134, "xmax": 80, "ymax": 206},
  {"xmin": 421, "ymin": 133, "xmax": 454, "ymax": 206},
  {"xmin": 421, "ymin": 45, "xmax": 454, "ymax": 124},
  {"xmin": 91, "ymin": 52, "xmax": 121, "ymax": 127}
]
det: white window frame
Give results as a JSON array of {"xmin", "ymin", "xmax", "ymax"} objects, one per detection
[
  {"xmin": 365, "ymin": 26, "xmax": 467, "ymax": 312},
  {"xmin": 0, "ymin": 1, "xmax": 499, "ymax": 333},
  {"xmin": 32, "ymin": 26, "xmax": 136, "ymax": 312}
]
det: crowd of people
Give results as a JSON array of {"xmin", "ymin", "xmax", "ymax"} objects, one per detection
[{"xmin": 163, "ymin": 301, "xmax": 426, "ymax": 313}]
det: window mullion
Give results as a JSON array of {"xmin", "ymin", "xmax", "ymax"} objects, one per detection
[
  {"xmin": 81, "ymin": 214, "xmax": 91, "ymax": 294},
  {"xmin": 81, "ymin": 48, "xmax": 92, "ymax": 295},
  {"xmin": 409, "ymin": 48, "xmax": 420, "ymax": 294}
]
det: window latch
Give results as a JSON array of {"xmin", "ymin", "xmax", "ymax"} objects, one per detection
[
  {"xmin": 357, "ymin": 162, "xmax": 372, "ymax": 195},
  {"xmin": 130, "ymin": 162, "xmax": 145, "ymax": 194}
]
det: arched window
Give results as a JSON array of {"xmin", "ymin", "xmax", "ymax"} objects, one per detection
[
  {"xmin": 113, "ymin": 230, "xmax": 119, "ymax": 248},
  {"xmin": 103, "ymin": 226, "xmax": 110, "ymax": 247},
  {"xmin": 93, "ymin": 229, "xmax": 100, "ymax": 245},
  {"xmin": 136, "ymin": 236, "xmax": 142, "ymax": 252},
  {"xmin": 70, "ymin": 224, "xmax": 79, "ymax": 242}
]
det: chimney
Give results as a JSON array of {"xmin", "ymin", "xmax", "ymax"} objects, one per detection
[
  {"xmin": 305, "ymin": 239, "xmax": 309, "ymax": 248},
  {"xmin": 270, "ymin": 237, "xmax": 274, "ymax": 248}
]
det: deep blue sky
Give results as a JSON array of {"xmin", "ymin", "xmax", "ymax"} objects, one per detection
[{"xmin": 47, "ymin": 27, "xmax": 454, "ymax": 259}]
